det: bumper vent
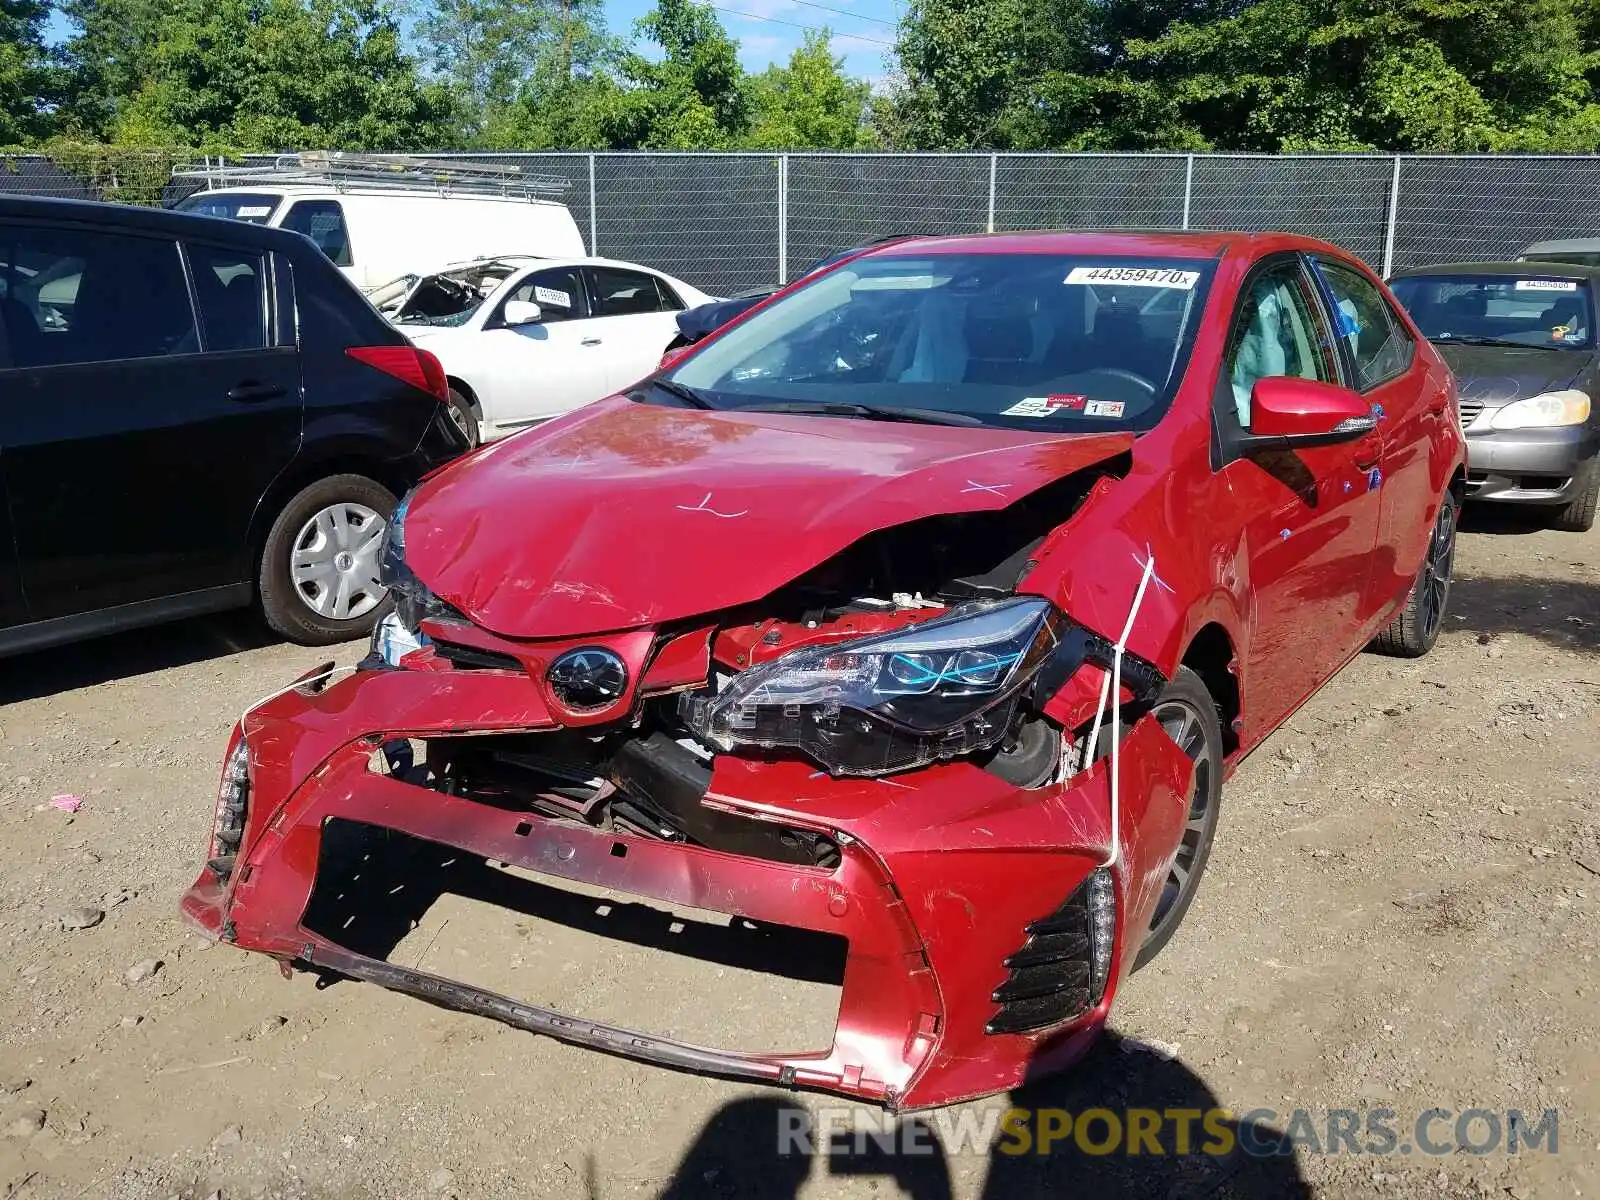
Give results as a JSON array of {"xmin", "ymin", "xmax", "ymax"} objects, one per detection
[
  {"xmin": 1458, "ymin": 400, "xmax": 1483, "ymax": 430},
  {"xmin": 987, "ymin": 872, "xmax": 1111, "ymax": 1035},
  {"xmin": 432, "ymin": 638, "xmax": 522, "ymax": 672}
]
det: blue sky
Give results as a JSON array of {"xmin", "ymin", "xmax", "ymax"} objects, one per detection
[{"xmin": 44, "ymin": 0, "xmax": 902, "ymax": 84}]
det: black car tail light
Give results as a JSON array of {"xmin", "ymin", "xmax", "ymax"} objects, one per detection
[{"xmin": 346, "ymin": 345, "xmax": 449, "ymax": 402}]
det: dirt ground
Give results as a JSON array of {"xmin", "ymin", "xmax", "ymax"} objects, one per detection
[{"xmin": 0, "ymin": 509, "xmax": 1595, "ymax": 1200}]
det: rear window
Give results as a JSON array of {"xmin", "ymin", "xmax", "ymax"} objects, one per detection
[
  {"xmin": 176, "ymin": 192, "xmax": 282, "ymax": 225},
  {"xmin": 1390, "ymin": 274, "xmax": 1593, "ymax": 349},
  {"xmin": 1520, "ymin": 251, "xmax": 1600, "ymax": 268}
]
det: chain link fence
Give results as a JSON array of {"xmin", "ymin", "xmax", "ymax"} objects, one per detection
[{"xmin": 7, "ymin": 149, "xmax": 1600, "ymax": 294}]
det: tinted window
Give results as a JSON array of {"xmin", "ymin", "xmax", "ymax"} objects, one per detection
[
  {"xmin": 176, "ymin": 193, "xmax": 281, "ymax": 225},
  {"xmin": 188, "ymin": 243, "xmax": 268, "ymax": 351},
  {"xmin": 670, "ymin": 254, "xmax": 1215, "ymax": 432},
  {"xmin": 504, "ymin": 267, "xmax": 585, "ymax": 324},
  {"xmin": 281, "ymin": 201, "xmax": 352, "ymax": 267},
  {"xmin": 1224, "ymin": 263, "xmax": 1338, "ymax": 427},
  {"xmin": 0, "ymin": 224, "xmax": 196, "ymax": 369},
  {"xmin": 590, "ymin": 267, "xmax": 668, "ymax": 317},
  {"xmin": 1314, "ymin": 259, "xmax": 1413, "ymax": 389},
  {"xmin": 1389, "ymin": 274, "xmax": 1593, "ymax": 349}
]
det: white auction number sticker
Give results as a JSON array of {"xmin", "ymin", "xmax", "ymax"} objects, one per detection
[
  {"xmin": 237, "ymin": 206, "xmax": 272, "ymax": 218},
  {"xmin": 1514, "ymin": 279, "xmax": 1579, "ymax": 292},
  {"xmin": 534, "ymin": 286, "xmax": 573, "ymax": 308},
  {"xmin": 1065, "ymin": 266, "xmax": 1201, "ymax": 289}
]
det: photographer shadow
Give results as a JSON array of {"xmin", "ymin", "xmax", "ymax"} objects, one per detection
[{"xmin": 654, "ymin": 1033, "xmax": 1310, "ymax": 1199}]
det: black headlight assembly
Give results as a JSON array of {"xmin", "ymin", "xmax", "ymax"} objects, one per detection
[{"xmin": 680, "ymin": 597, "xmax": 1065, "ymax": 777}]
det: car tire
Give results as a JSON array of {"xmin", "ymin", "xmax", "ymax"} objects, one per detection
[
  {"xmin": 1128, "ymin": 667, "xmax": 1226, "ymax": 971},
  {"xmin": 258, "ymin": 474, "xmax": 397, "ymax": 646},
  {"xmin": 1371, "ymin": 491, "xmax": 1458, "ymax": 658},
  {"xmin": 1550, "ymin": 469, "xmax": 1598, "ymax": 533},
  {"xmin": 446, "ymin": 387, "xmax": 481, "ymax": 447}
]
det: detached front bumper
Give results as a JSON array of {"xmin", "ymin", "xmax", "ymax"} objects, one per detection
[
  {"xmin": 1464, "ymin": 424, "xmax": 1600, "ymax": 504},
  {"xmin": 182, "ymin": 666, "xmax": 1191, "ymax": 1111}
]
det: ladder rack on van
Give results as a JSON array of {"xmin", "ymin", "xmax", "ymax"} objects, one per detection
[{"xmin": 171, "ymin": 152, "xmax": 570, "ymax": 201}]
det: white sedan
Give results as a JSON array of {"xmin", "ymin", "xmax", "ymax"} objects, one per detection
[{"xmin": 372, "ymin": 256, "xmax": 716, "ymax": 444}]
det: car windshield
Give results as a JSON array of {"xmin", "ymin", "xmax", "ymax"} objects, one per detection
[
  {"xmin": 384, "ymin": 259, "xmax": 530, "ymax": 326},
  {"xmin": 175, "ymin": 192, "xmax": 281, "ymax": 225},
  {"xmin": 666, "ymin": 253, "xmax": 1216, "ymax": 431},
  {"xmin": 1390, "ymin": 273, "xmax": 1594, "ymax": 349}
]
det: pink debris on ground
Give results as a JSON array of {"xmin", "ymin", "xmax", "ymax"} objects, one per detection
[{"xmin": 50, "ymin": 794, "xmax": 83, "ymax": 813}]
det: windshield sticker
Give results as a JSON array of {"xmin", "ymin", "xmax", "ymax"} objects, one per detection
[
  {"xmin": 1514, "ymin": 279, "xmax": 1579, "ymax": 292},
  {"xmin": 237, "ymin": 205, "xmax": 273, "ymax": 218},
  {"xmin": 1084, "ymin": 400, "xmax": 1126, "ymax": 418},
  {"xmin": 1002, "ymin": 395, "xmax": 1088, "ymax": 418},
  {"xmin": 534, "ymin": 285, "xmax": 573, "ymax": 308},
  {"xmin": 1065, "ymin": 266, "xmax": 1201, "ymax": 290}
]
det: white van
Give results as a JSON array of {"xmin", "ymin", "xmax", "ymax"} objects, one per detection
[{"xmin": 171, "ymin": 154, "xmax": 586, "ymax": 289}]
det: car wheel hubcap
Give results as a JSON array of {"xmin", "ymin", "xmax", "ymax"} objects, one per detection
[
  {"xmin": 290, "ymin": 502, "xmax": 387, "ymax": 621},
  {"xmin": 1146, "ymin": 698, "xmax": 1217, "ymax": 940},
  {"xmin": 1418, "ymin": 502, "xmax": 1455, "ymax": 639},
  {"xmin": 447, "ymin": 404, "xmax": 472, "ymax": 441}
]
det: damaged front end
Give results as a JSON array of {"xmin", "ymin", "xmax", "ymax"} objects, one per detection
[{"xmin": 182, "ymin": 439, "xmax": 1194, "ymax": 1110}]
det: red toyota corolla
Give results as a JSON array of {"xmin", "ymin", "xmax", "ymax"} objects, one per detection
[{"xmin": 183, "ymin": 232, "xmax": 1465, "ymax": 1110}]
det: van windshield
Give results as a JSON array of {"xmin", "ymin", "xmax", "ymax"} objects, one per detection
[{"xmin": 175, "ymin": 193, "xmax": 282, "ymax": 225}]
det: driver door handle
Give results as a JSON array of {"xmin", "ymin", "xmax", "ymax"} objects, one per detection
[
  {"xmin": 581, "ymin": 337, "xmax": 603, "ymax": 346},
  {"xmin": 227, "ymin": 381, "xmax": 287, "ymax": 404}
]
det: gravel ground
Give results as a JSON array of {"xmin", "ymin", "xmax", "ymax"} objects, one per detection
[{"xmin": 0, "ymin": 509, "xmax": 1595, "ymax": 1200}]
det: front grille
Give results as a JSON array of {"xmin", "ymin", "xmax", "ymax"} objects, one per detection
[
  {"xmin": 987, "ymin": 884, "xmax": 1096, "ymax": 1035},
  {"xmin": 1457, "ymin": 400, "xmax": 1484, "ymax": 429}
]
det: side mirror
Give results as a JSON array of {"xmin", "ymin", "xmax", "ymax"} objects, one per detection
[
  {"xmin": 1242, "ymin": 376, "xmax": 1377, "ymax": 450},
  {"xmin": 502, "ymin": 300, "xmax": 543, "ymax": 327}
]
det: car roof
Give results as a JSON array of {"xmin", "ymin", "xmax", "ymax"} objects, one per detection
[
  {"xmin": 1519, "ymin": 238, "xmax": 1600, "ymax": 253},
  {"xmin": 853, "ymin": 229, "xmax": 1350, "ymax": 261},
  {"xmin": 184, "ymin": 186, "xmax": 569, "ymax": 209},
  {"xmin": 0, "ymin": 194, "xmax": 315, "ymax": 253},
  {"xmin": 1390, "ymin": 259, "xmax": 1600, "ymax": 280}
]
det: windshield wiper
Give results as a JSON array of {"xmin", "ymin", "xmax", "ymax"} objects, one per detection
[
  {"xmin": 645, "ymin": 378, "xmax": 716, "ymax": 409},
  {"xmin": 732, "ymin": 400, "xmax": 983, "ymax": 427},
  {"xmin": 1431, "ymin": 333, "xmax": 1565, "ymax": 350}
]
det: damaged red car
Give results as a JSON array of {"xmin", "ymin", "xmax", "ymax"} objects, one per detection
[{"xmin": 183, "ymin": 232, "xmax": 1466, "ymax": 1110}]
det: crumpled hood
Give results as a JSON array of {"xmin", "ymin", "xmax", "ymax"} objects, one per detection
[
  {"xmin": 404, "ymin": 397, "xmax": 1132, "ymax": 639},
  {"xmin": 1434, "ymin": 343, "xmax": 1594, "ymax": 409}
]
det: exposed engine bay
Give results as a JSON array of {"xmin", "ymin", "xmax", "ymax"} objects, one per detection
[{"xmin": 374, "ymin": 463, "xmax": 1165, "ymax": 874}]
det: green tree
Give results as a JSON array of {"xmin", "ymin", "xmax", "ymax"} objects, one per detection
[
  {"xmin": 62, "ymin": 0, "xmax": 455, "ymax": 149},
  {"xmin": 597, "ymin": 0, "xmax": 750, "ymax": 148},
  {"xmin": 743, "ymin": 31, "xmax": 875, "ymax": 149},
  {"xmin": 1126, "ymin": 0, "xmax": 1600, "ymax": 151},
  {"xmin": 1, "ymin": 0, "xmax": 62, "ymax": 144},
  {"xmin": 886, "ymin": 0, "xmax": 1600, "ymax": 151},
  {"xmin": 412, "ymin": 0, "xmax": 612, "ymax": 139}
]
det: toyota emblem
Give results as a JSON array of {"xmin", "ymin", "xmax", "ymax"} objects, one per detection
[{"xmin": 547, "ymin": 647, "xmax": 629, "ymax": 712}]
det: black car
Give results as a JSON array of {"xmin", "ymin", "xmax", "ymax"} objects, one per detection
[
  {"xmin": 1389, "ymin": 260, "xmax": 1600, "ymax": 531},
  {"xmin": 0, "ymin": 196, "xmax": 467, "ymax": 655},
  {"xmin": 666, "ymin": 236, "xmax": 914, "ymax": 351}
]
